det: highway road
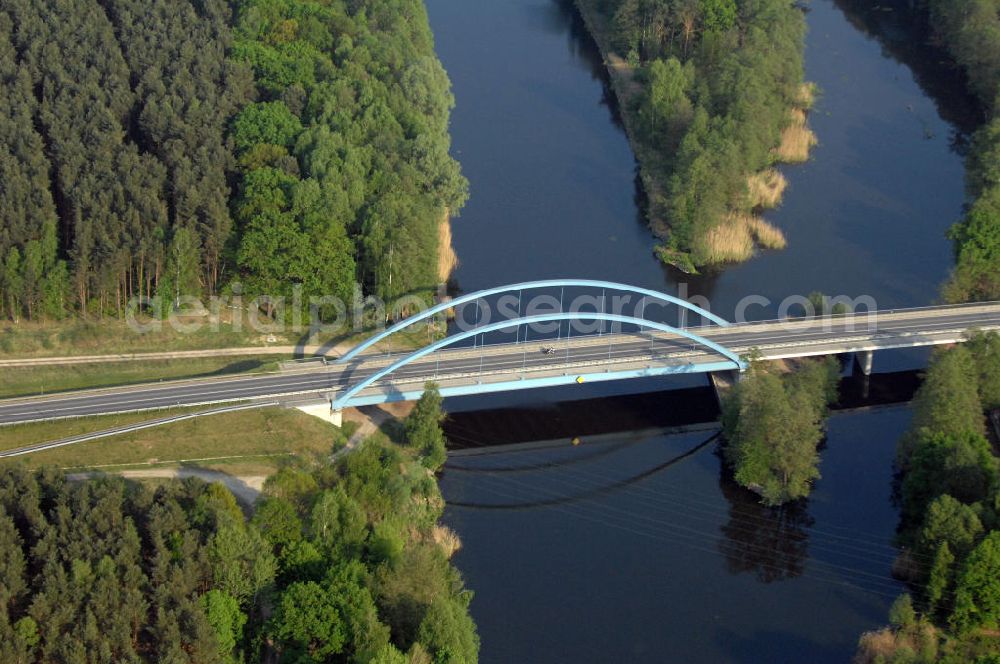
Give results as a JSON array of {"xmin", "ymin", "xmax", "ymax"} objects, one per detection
[{"xmin": 1, "ymin": 303, "xmax": 999, "ymax": 426}]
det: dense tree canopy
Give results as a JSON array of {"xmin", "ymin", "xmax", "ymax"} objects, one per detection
[
  {"xmin": 0, "ymin": 470, "xmax": 260, "ymax": 662},
  {"xmin": 0, "ymin": 0, "xmax": 466, "ymax": 322},
  {"xmin": 0, "ymin": 0, "xmax": 250, "ymax": 318},
  {"xmin": 901, "ymin": 432, "xmax": 997, "ymax": 532},
  {"xmin": 951, "ymin": 532, "xmax": 1000, "ymax": 634},
  {"xmin": 900, "ymin": 345, "xmax": 987, "ymax": 465},
  {"xmin": 230, "ymin": 0, "xmax": 467, "ymax": 306},
  {"xmin": 862, "ymin": 337, "xmax": 1000, "ymax": 661},
  {"xmin": 405, "ymin": 382, "xmax": 447, "ymax": 471},
  {"xmin": 967, "ymin": 331, "xmax": 1000, "ymax": 410},
  {"xmin": 721, "ymin": 357, "xmax": 839, "ymax": 506}
]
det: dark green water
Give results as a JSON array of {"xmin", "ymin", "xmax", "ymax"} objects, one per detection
[{"xmin": 424, "ymin": 0, "xmax": 974, "ymax": 660}]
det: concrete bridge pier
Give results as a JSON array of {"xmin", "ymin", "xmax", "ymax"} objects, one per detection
[
  {"xmin": 295, "ymin": 402, "xmax": 343, "ymax": 427},
  {"xmin": 709, "ymin": 369, "xmax": 744, "ymax": 410},
  {"xmin": 854, "ymin": 350, "xmax": 874, "ymax": 376}
]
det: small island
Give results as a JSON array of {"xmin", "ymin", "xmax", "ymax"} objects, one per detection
[{"xmin": 574, "ymin": 0, "xmax": 815, "ymax": 271}]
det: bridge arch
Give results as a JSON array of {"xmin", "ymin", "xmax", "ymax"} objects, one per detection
[
  {"xmin": 332, "ymin": 311, "xmax": 745, "ymax": 410},
  {"xmin": 337, "ymin": 279, "xmax": 730, "ymax": 363}
]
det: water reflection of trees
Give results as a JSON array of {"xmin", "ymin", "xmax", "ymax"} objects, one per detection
[
  {"xmin": 831, "ymin": 0, "xmax": 980, "ymax": 142},
  {"xmin": 717, "ymin": 468, "xmax": 814, "ymax": 583}
]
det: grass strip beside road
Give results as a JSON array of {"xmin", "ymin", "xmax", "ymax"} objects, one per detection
[
  {"xmin": 0, "ymin": 355, "xmax": 285, "ymax": 399},
  {"xmin": 0, "ymin": 407, "xmax": 345, "ymax": 470},
  {"xmin": 0, "ymin": 409, "xmax": 204, "ymax": 452}
]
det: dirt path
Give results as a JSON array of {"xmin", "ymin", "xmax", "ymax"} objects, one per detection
[
  {"xmin": 334, "ymin": 403, "xmax": 414, "ymax": 459},
  {"xmin": 62, "ymin": 405, "xmax": 413, "ymax": 504},
  {"xmin": 68, "ymin": 468, "xmax": 267, "ymax": 504}
]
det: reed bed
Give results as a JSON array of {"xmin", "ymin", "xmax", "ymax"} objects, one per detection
[
  {"xmin": 776, "ymin": 107, "xmax": 817, "ymax": 163},
  {"xmin": 795, "ymin": 82, "xmax": 817, "ymax": 109},
  {"xmin": 746, "ymin": 168, "xmax": 788, "ymax": 209},
  {"xmin": 432, "ymin": 525, "xmax": 462, "ymax": 558},
  {"xmin": 701, "ymin": 213, "xmax": 788, "ymax": 263},
  {"xmin": 437, "ymin": 212, "xmax": 458, "ymax": 282}
]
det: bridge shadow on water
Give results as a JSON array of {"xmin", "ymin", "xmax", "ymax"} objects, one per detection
[
  {"xmin": 443, "ymin": 366, "xmax": 921, "ymax": 452},
  {"xmin": 443, "ymin": 385, "xmax": 720, "ymax": 450},
  {"xmin": 440, "ymin": 365, "xmax": 922, "ymax": 591},
  {"xmin": 443, "ymin": 431, "xmax": 720, "ymax": 510}
]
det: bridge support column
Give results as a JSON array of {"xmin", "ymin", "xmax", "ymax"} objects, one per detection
[
  {"xmin": 709, "ymin": 373, "xmax": 726, "ymax": 411},
  {"xmin": 709, "ymin": 370, "xmax": 742, "ymax": 410},
  {"xmin": 855, "ymin": 350, "xmax": 874, "ymax": 377}
]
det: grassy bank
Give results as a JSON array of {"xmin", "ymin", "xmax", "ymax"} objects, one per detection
[
  {"xmin": 0, "ymin": 406, "xmax": 346, "ymax": 471},
  {"xmin": 0, "ymin": 312, "xmax": 443, "ymax": 360},
  {"xmin": 574, "ymin": 0, "xmax": 813, "ymax": 271},
  {"xmin": 0, "ymin": 316, "xmax": 262, "ymax": 357}
]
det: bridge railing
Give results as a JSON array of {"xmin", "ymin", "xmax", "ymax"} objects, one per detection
[{"xmin": 332, "ymin": 312, "xmax": 746, "ymax": 410}]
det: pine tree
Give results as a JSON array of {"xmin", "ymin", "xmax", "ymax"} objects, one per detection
[
  {"xmin": 926, "ymin": 541, "xmax": 955, "ymax": 617},
  {"xmin": 405, "ymin": 382, "xmax": 448, "ymax": 471},
  {"xmin": 900, "ymin": 345, "xmax": 986, "ymax": 465}
]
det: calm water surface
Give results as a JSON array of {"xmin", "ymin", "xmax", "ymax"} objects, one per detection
[
  {"xmin": 423, "ymin": 0, "xmax": 972, "ymax": 660},
  {"xmin": 429, "ymin": 0, "xmax": 972, "ymax": 317},
  {"xmin": 441, "ymin": 409, "xmax": 909, "ymax": 663}
]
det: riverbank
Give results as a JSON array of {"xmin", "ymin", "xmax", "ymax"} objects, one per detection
[
  {"xmin": 573, "ymin": 0, "xmax": 814, "ymax": 272},
  {"xmin": 911, "ymin": 0, "xmax": 1000, "ymax": 303},
  {"xmin": 855, "ymin": 338, "xmax": 1000, "ymax": 662},
  {"xmin": 441, "ymin": 404, "xmax": 908, "ymax": 662},
  {"xmin": 570, "ymin": 0, "xmax": 660, "ymax": 225}
]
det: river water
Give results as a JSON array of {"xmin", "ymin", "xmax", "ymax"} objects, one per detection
[{"xmin": 424, "ymin": 0, "xmax": 975, "ymax": 660}]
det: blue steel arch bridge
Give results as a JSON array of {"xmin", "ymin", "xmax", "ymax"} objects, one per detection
[
  {"xmin": 330, "ymin": 279, "xmax": 747, "ymax": 414},
  {"xmin": 322, "ymin": 278, "xmax": 1000, "ymax": 422}
]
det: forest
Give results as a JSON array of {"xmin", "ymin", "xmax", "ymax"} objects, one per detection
[
  {"xmin": 0, "ymin": 385, "xmax": 478, "ymax": 663},
  {"xmin": 854, "ymin": 333, "xmax": 1000, "ymax": 662},
  {"xmin": 921, "ymin": 0, "xmax": 1000, "ymax": 303},
  {"xmin": 0, "ymin": 0, "xmax": 465, "ymax": 322},
  {"xmin": 579, "ymin": 0, "xmax": 810, "ymax": 270}
]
